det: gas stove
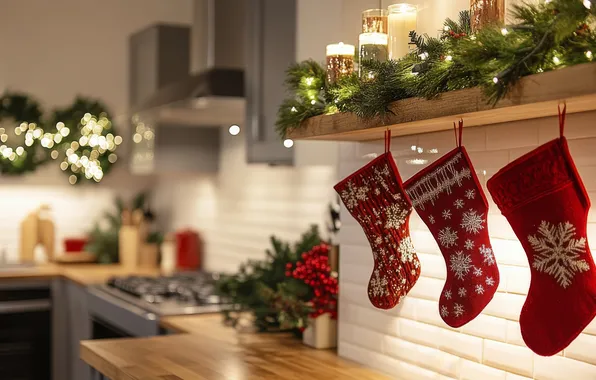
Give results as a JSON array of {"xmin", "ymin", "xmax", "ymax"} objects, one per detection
[{"xmin": 89, "ymin": 272, "xmax": 232, "ymax": 322}]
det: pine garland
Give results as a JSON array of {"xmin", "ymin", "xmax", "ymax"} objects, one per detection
[
  {"xmin": 0, "ymin": 93, "xmax": 48, "ymax": 175},
  {"xmin": 276, "ymin": 0, "xmax": 596, "ymax": 138}
]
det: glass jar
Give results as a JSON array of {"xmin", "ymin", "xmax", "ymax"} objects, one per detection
[{"xmin": 362, "ymin": 9, "xmax": 389, "ymax": 34}]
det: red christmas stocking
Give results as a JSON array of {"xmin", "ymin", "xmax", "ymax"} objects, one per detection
[
  {"xmin": 487, "ymin": 106, "xmax": 596, "ymax": 356},
  {"xmin": 404, "ymin": 122, "xmax": 499, "ymax": 328},
  {"xmin": 335, "ymin": 132, "xmax": 420, "ymax": 309}
]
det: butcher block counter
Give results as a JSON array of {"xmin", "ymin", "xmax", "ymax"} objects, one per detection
[
  {"xmin": 0, "ymin": 263, "xmax": 159, "ymax": 285},
  {"xmin": 81, "ymin": 314, "xmax": 390, "ymax": 380}
]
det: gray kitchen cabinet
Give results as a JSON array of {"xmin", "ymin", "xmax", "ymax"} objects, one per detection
[
  {"xmin": 66, "ymin": 280, "xmax": 91, "ymax": 380},
  {"xmin": 245, "ymin": 0, "xmax": 297, "ymax": 165}
]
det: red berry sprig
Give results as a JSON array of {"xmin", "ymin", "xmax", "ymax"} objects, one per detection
[{"xmin": 286, "ymin": 244, "xmax": 338, "ymax": 319}]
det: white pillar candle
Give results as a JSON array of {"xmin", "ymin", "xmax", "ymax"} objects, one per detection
[{"xmin": 388, "ymin": 3, "xmax": 418, "ymax": 60}]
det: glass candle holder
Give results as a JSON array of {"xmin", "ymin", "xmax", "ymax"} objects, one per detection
[
  {"xmin": 470, "ymin": 0, "xmax": 505, "ymax": 32},
  {"xmin": 359, "ymin": 33, "xmax": 389, "ymax": 77},
  {"xmin": 326, "ymin": 43, "xmax": 355, "ymax": 85},
  {"xmin": 362, "ymin": 9, "xmax": 388, "ymax": 34},
  {"xmin": 388, "ymin": 3, "xmax": 418, "ymax": 60}
]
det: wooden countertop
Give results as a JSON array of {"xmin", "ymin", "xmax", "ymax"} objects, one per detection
[
  {"xmin": 81, "ymin": 314, "xmax": 390, "ymax": 380},
  {"xmin": 0, "ymin": 263, "xmax": 160, "ymax": 286}
]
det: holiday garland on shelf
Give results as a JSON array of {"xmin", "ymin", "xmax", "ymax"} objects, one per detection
[
  {"xmin": 276, "ymin": 0, "xmax": 596, "ymax": 139},
  {"xmin": 0, "ymin": 93, "xmax": 48, "ymax": 174}
]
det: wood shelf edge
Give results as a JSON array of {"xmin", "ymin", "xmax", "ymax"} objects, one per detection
[{"xmin": 287, "ymin": 63, "xmax": 596, "ymax": 142}]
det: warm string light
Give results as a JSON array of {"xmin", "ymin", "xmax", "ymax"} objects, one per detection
[
  {"xmin": 0, "ymin": 122, "xmax": 45, "ymax": 163},
  {"xmin": 52, "ymin": 113, "xmax": 121, "ymax": 184}
]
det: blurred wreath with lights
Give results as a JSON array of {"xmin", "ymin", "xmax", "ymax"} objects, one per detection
[
  {"xmin": 0, "ymin": 92, "xmax": 48, "ymax": 175},
  {"xmin": 46, "ymin": 97, "xmax": 122, "ymax": 185}
]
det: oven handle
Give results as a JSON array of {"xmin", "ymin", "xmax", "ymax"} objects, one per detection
[{"xmin": 0, "ymin": 299, "xmax": 51, "ymax": 314}]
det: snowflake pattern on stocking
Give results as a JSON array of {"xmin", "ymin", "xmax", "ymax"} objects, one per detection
[
  {"xmin": 475, "ymin": 284, "xmax": 485, "ymax": 294},
  {"xmin": 461, "ymin": 209, "xmax": 485, "ymax": 234},
  {"xmin": 528, "ymin": 221, "xmax": 590, "ymax": 288},
  {"xmin": 385, "ymin": 203, "xmax": 408, "ymax": 229},
  {"xmin": 398, "ymin": 237, "xmax": 416, "ymax": 263},
  {"xmin": 438, "ymin": 227, "xmax": 459, "ymax": 248},
  {"xmin": 429, "ymin": 215, "xmax": 435, "ymax": 224},
  {"xmin": 340, "ymin": 181, "xmax": 369, "ymax": 210},
  {"xmin": 465, "ymin": 189, "xmax": 476, "ymax": 200},
  {"xmin": 444, "ymin": 289, "xmax": 452, "ymax": 300},
  {"xmin": 485, "ymin": 277, "xmax": 495, "ymax": 287},
  {"xmin": 442, "ymin": 209, "xmax": 452, "ymax": 220},
  {"xmin": 473, "ymin": 267, "xmax": 483, "ymax": 277},
  {"xmin": 458, "ymin": 287, "xmax": 467, "ymax": 297},
  {"xmin": 453, "ymin": 303, "xmax": 465, "ymax": 317},
  {"xmin": 454, "ymin": 199, "xmax": 465, "ymax": 209},
  {"xmin": 450, "ymin": 251, "xmax": 472, "ymax": 280},
  {"xmin": 479, "ymin": 244, "xmax": 495, "ymax": 266},
  {"xmin": 369, "ymin": 269, "xmax": 389, "ymax": 298},
  {"xmin": 440, "ymin": 305, "xmax": 449, "ymax": 317},
  {"xmin": 464, "ymin": 239, "xmax": 475, "ymax": 250}
]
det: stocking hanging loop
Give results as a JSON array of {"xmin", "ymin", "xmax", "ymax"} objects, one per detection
[
  {"xmin": 453, "ymin": 119, "xmax": 464, "ymax": 147},
  {"xmin": 558, "ymin": 103, "xmax": 567, "ymax": 138},
  {"xmin": 385, "ymin": 128, "xmax": 392, "ymax": 153}
]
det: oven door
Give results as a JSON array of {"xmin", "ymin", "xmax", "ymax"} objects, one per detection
[
  {"xmin": 87, "ymin": 287, "xmax": 159, "ymax": 338},
  {"xmin": 0, "ymin": 282, "xmax": 52, "ymax": 380}
]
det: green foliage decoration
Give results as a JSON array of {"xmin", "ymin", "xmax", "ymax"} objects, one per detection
[
  {"xmin": 276, "ymin": 1, "xmax": 596, "ymax": 138},
  {"xmin": 0, "ymin": 92, "xmax": 48, "ymax": 174},
  {"xmin": 215, "ymin": 225, "xmax": 321, "ymax": 332}
]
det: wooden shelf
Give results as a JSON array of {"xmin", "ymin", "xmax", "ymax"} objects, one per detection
[{"xmin": 287, "ymin": 63, "xmax": 596, "ymax": 142}]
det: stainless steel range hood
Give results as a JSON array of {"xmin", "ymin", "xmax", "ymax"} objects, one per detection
[{"xmin": 132, "ymin": 0, "xmax": 245, "ymax": 127}]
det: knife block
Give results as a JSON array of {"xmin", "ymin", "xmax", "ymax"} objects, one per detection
[{"xmin": 119, "ymin": 225, "xmax": 140, "ymax": 268}]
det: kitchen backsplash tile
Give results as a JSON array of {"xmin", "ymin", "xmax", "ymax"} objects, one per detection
[{"xmin": 337, "ymin": 111, "xmax": 596, "ymax": 379}]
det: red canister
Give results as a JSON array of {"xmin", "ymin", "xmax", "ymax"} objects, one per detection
[{"xmin": 175, "ymin": 230, "xmax": 201, "ymax": 270}]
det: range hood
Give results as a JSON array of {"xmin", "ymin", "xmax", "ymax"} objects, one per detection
[{"xmin": 132, "ymin": 0, "xmax": 246, "ymax": 127}]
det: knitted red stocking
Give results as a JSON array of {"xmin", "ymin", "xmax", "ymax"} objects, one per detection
[
  {"xmin": 335, "ymin": 132, "xmax": 420, "ymax": 309},
  {"xmin": 404, "ymin": 122, "xmax": 499, "ymax": 328},
  {"xmin": 488, "ymin": 106, "xmax": 596, "ymax": 356}
]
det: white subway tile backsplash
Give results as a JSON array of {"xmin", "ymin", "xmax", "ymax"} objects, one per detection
[
  {"xmin": 503, "ymin": 266, "xmax": 531, "ymax": 295},
  {"xmin": 506, "ymin": 321, "xmax": 526, "ymax": 347},
  {"xmin": 417, "ymin": 253, "xmax": 447, "ymax": 280},
  {"xmin": 461, "ymin": 313, "xmax": 508, "ymax": 343},
  {"xmin": 398, "ymin": 318, "xmax": 442, "ymax": 348},
  {"xmin": 564, "ymin": 333, "xmax": 596, "ymax": 365},
  {"xmin": 340, "ymin": 322, "xmax": 386, "ymax": 353},
  {"xmin": 438, "ymin": 328, "xmax": 484, "ymax": 363},
  {"xmin": 483, "ymin": 340, "xmax": 534, "ymax": 377},
  {"xmin": 460, "ymin": 359, "xmax": 507, "ymax": 380},
  {"xmin": 337, "ymin": 112, "xmax": 596, "ymax": 378},
  {"xmin": 490, "ymin": 238, "xmax": 528, "ymax": 267},
  {"xmin": 483, "ymin": 292, "xmax": 525, "ymax": 321},
  {"xmin": 534, "ymin": 354, "xmax": 596, "ymax": 380},
  {"xmin": 344, "ymin": 303, "xmax": 400, "ymax": 337},
  {"xmin": 486, "ymin": 121, "xmax": 539, "ymax": 150},
  {"xmin": 408, "ymin": 276, "xmax": 444, "ymax": 301},
  {"xmin": 411, "ymin": 230, "xmax": 441, "ymax": 256},
  {"xmin": 384, "ymin": 335, "xmax": 460, "ymax": 378}
]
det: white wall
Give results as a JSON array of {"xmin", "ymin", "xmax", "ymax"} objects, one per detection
[
  {"xmin": 337, "ymin": 113, "xmax": 596, "ymax": 379},
  {"xmin": 0, "ymin": 0, "xmax": 192, "ymax": 260},
  {"xmin": 156, "ymin": 129, "xmax": 337, "ymax": 273}
]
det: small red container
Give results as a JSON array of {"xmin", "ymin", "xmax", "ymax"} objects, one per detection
[
  {"xmin": 64, "ymin": 238, "xmax": 88, "ymax": 254},
  {"xmin": 175, "ymin": 230, "xmax": 201, "ymax": 270}
]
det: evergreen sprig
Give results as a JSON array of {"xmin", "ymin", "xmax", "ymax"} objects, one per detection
[{"xmin": 276, "ymin": 0, "xmax": 596, "ymax": 138}]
